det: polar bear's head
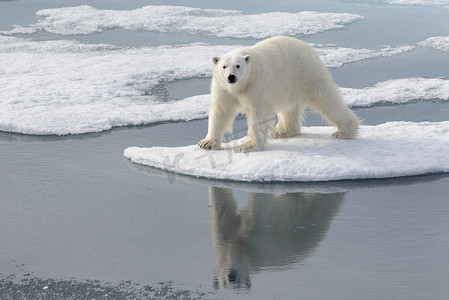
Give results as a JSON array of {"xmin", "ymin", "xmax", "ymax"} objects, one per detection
[{"xmin": 212, "ymin": 52, "xmax": 251, "ymax": 88}]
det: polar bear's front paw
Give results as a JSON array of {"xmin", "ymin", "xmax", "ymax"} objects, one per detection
[
  {"xmin": 198, "ymin": 138, "xmax": 222, "ymax": 150},
  {"xmin": 234, "ymin": 142, "xmax": 258, "ymax": 153}
]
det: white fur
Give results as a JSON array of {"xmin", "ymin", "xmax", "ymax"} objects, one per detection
[{"xmin": 198, "ymin": 36, "xmax": 359, "ymax": 152}]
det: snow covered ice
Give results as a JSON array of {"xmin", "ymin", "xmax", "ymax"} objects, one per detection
[
  {"xmin": 1, "ymin": 5, "xmax": 363, "ymax": 38},
  {"xmin": 124, "ymin": 122, "xmax": 449, "ymax": 182},
  {"xmin": 1, "ymin": 4, "xmax": 449, "ymax": 135},
  {"xmin": 1, "ymin": 34, "xmax": 449, "ymax": 135},
  {"xmin": 0, "ymin": 37, "xmax": 235, "ymax": 135},
  {"xmin": 341, "ymin": 77, "xmax": 449, "ymax": 107},
  {"xmin": 418, "ymin": 36, "xmax": 449, "ymax": 53},
  {"xmin": 1, "ymin": 3, "xmax": 449, "ymax": 181}
]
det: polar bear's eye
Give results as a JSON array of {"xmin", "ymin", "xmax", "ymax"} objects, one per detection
[
  {"xmin": 236, "ymin": 65, "xmax": 240, "ymax": 69},
  {"xmin": 223, "ymin": 66, "xmax": 227, "ymax": 69}
]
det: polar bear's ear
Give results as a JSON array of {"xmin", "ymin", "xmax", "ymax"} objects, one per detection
[
  {"xmin": 244, "ymin": 55, "xmax": 251, "ymax": 63},
  {"xmin": 212, "ymin": 56, "xmax": 220, "ymax": 65}
]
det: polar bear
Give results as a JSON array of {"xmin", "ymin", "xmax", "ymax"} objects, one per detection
[
  {"xmin": 209, "ymin": 187, "xmax": 344, "ymax": 288},
  {"xmin": 198, "ymin": 36, "xmax": 359, "ymax": 153}
]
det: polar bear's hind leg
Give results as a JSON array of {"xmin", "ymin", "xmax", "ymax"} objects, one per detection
[
  {"xmin": 308, "ymin": 84, "xmax": 359, "ymax": 139},
  {"xmin": 271, "ymin": 106, "xmax": 304, "ymax": 139}
]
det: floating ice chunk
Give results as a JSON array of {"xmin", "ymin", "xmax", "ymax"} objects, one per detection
[
  {"xmin": 182, "ymin": 11, "xmax": 363, "ymax": 39},
  {"xmin": 128, "ymin": 159, "xmax": 442, "ymax": 194},
  {"xmin": 341, "ymin": 77, "xmax": 449, "ymax": 107},
  {"xmin": 0, "ymin": 94, "xmax": 211, "ymax": 135},
  {"xmin": 124, "ymin": 121, "xmax": 449, "ymax": 182},
  {"xmin": 418, "ymin": 36, "xmax": 449, "ymax": 53},
  {"xmin": 316, "ymin": 34, "xmax": 449, "ymax": 58},
  {"xmin": 0, "ymin": 36, "xmax": 118, "ymax": 53},
  {"xmin": 1, "ymin": 36, "xmax": 448, "ymax": 135},
  {"xmin": 1, "ymin": 5, "xmax": 363, "ymax": 38},
  {"xmin": 315, "ymin": 44, "xmax": 415, "ymax": 67},
  {"xmin": 2, "ymin": 5, "xmax": 238, "ymax": 36},
  {"xmin": 0, "ymin": 37, "xmax": 232, "ymax": 135}
]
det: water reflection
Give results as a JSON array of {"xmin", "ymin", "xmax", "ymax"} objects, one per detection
[{"xmin": 209, "ymin": 187, "xmax": 344, "ymax": 289}]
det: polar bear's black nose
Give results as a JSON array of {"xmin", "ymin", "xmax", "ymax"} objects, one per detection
[
  {"xmin": 228, "ymin": 269, "xmax": 238, "ymax": 283},
  {"xmin": 227, "ymin": 75, "xmax": 236, "ymax": 83}
]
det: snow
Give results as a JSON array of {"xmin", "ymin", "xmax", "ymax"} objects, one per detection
[
  {"xmin": 314, "ymin": 44, "xmax": 415, "ymax": 68},
  {"xmin": 1, "ymin": 35, "xmax": 449, "ymax": 135},
  {"xmin": 0, "ymin": 37, "xmax": 231, "ymax": 135},
  {"xmin": 316, "ymin": 34, "xmax": 449, "ymax": 67},
  {"xmin": 341, "ymin": 77, "xmax": 449, "ymax": 107},
  {"xmin": 1, "ymin": 5, "xmax": 363, "ymax": 38},
  {"xmin": 124, "ymin": 121, "xmax": 449, "ymax": 182},
  {"xmin": 418, "ymin": 36, "xmax": 449, "ymax": 53}
]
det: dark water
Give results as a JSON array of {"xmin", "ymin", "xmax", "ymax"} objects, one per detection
[{"xmin": 2, "ymin": 110, "xmax": 449, "ymax": 299}]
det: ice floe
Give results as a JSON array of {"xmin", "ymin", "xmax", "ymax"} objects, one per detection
[
  {"xmin": 124, "ymin": 121, "xmax": 449, "ymax": 182},
  {"xmin": 1, "ymin": 35, "xmax": 449, "ymax": 135},
  {"xmin": 418, "ymin": 36, "xmax": 449, "ymax": 53},
  {"xmin": 341, "ymin": 77, "xmax": 449, "ymax": 107},
  {"xmin": 314, "ymin": 44, "xmax": 415, "ymax": 67},
  {"xmin": 0, "ymin": 38, "xmax": 232, "ymax": 135},
  {"xmin": 127, "ymin": 158, "xmax": 446, "ymax": 194},
  {"xmin": 1, "ymin": 5, "xmax": 363, "ymax": 38},
  {"xmin": 0, "ymin": 35, "xmax": 119, "ymax": 53}
]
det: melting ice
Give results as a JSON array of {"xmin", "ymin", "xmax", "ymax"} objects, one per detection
[
  {"xmin": 1, "ymin": 5, "xmax": 363, "ymax": 38},
  {"xmin": 1, "ymin": 4, "xmax": 449, "ymax": 135},
  {"xmin": 124, "ymin": 121, "xmax": 449, "ymax": 182},
  {"xmin": 1, "ymin": 34, "xmax": 449, "ymax": 135}
]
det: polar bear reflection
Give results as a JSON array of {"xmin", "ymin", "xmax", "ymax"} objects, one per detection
[{"xmin": 209, "ymin": 187, "xmax": 344, "ymax": 289}]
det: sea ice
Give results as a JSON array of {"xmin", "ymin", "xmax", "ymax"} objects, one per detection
[
  {"xmin": 314, "ymin": 44, "xmax": 415, "ymax": 67},
  {"xmin": 1, "ymin": 5, "xmax": 363, "ymax": 38},
  {"xmin": 0, "ymin": 37, "xmax": 232, "ymax": 135},
  {"xmin": 418, "ymin": 36, "xmax": 449, "ymax": 53},
  {"xmin": 341, "ymin": 77, "xmax": 449, "ymax": 107},
  {"xmin": 1, "ymin": 36, "xmax": 448, "ymax": 135},
  {"xmin": 124, "ymin": 121, "xmax": 449, "ymax": 182}
]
